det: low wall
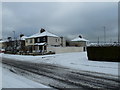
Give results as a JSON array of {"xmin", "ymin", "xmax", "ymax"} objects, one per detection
[{"xmin": 47, "ymin": 47, "xmax": 84, "ymax": 54}]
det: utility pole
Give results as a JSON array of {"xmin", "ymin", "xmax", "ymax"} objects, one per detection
[
  {"xmin": 118, "ymin": 26, "xmax": 120, "ymax": 43},
  {"xmin": 110, "ymin": 39, "xmax": 112, "ymax": 43},
  {"xmin": 13, "ymin": 31, "xmax": 15, "ymax": 54},
  {"xmin": 13, "ymin": 31, "xmax": 15, "ymax": 40},
  {"xmin": 118, "ymin": 1, "xmax": 120, "ymax": 44},
  {"xmin": 118, "ymin": 28, "xmax": 120, "ymax": 44},
  {"xmin": 98, "ymin": 36, "xmax": 99, "ymax": 44},
  {"xmin": 103, "ymin": 26, "xmax": 106, "ymax": 43}
]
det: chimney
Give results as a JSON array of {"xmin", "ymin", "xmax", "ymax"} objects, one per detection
[
  {"xmin": 20, "ymin": 34, "xmax": 24, "ymax": 38},
  {"xmin": 40, "ymin": 28, "xmax": 45, "ymax": 33},
  {"xmin": 79, "ymin": 35, "xmax": 82, "ymax": 38}
]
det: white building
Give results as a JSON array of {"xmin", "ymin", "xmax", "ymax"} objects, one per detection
[
  {"xmin": 25, "ymin": 28, "xmax": 66, "ymax": 54},
  {"xmin": 69, "ymin": 35, "xmax": 89, "ymax": 51},
  {"xmin": 71, "ymin": 35, "xmax": 89, "ymax": 47}
]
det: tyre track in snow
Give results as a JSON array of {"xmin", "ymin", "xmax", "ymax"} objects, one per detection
[{"xmin": 2, "ymin": 58, "xmax": 120, "ymax": 90}]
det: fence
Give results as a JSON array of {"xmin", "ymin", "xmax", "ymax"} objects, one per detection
[{"xmin": 87, "ymin": 46, "xmax": 120, "ymax": 62}]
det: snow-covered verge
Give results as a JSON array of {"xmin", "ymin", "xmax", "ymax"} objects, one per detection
[
  {"xmin": 1, "ymin": 66, "xmax": 50, "ymax": 88},
  {"xmin": 0, "ymin": 63, "xmax": 2, "ymax": 90},
  {"xmin": 1, "ymin": 52, "xmax": 119, "ymax": 76}
]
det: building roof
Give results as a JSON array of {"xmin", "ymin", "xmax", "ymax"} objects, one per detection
[
  {"xmin": 20, "ymin": 36, "xmax": 28, "ymax": 40},
  {"xmin": 71, "ymin": 37, "xmax": 89, "ymax": 42},
  {"xmin": 27, "ymin": 31, "xmax": 59, "ymax": 39},
  {"xmin": 0, "ymin": 40, "xmax": 8, "ymax": 43},
  {"xmin": 34, "ymin": 43, "xmax": 46, "ymax": 46},
  {"xmin": 0, "ymin": 39, "xmax": 15, "ymax": 43}
]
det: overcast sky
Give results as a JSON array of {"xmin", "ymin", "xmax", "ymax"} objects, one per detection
[{"xmin": 2, "ymin": 2, "xmax": 118, "ymax": 42}]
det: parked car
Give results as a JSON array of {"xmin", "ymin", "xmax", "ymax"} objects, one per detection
[{"xmin": 0, "ymin": 49, "xmax": 5, "ymax": 53}]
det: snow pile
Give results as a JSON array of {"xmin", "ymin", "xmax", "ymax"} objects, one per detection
[
  {"xmin": 1, "ymin": 52, "xmax": 119, "ymax": 76},
  {"xmin": 0, "ymin": 63, "xmax": 2, "ymax": 90},
  {"xmin": 2, "ymin": 66, "xmax": 50, "ymax": 88}
]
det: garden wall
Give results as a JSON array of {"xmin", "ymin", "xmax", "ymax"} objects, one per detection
[{"xmin": 47, "ymin": 47, "xmax": 84, "ymax": 54}]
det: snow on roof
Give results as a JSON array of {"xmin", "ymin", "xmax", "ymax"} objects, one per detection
[
  {"xmin": 20, "ymin": 36, "xmax": 28, "ymax": 40},
  {"xmin": 27, "ymin": 31, "xmax": 59, "ymax": 39},
  {"xmin": 34, "ymin": 43, "xmax": 46, "ymax": 45},
  {"xmin": 0, "ymin": 40, "xmax": 8, "ymax": 43},
  {"xmin": 88, "ymin": 43, "xmax": 120, "ymax": 47},
  {"xmin": 71, "ymin": 37, "xmax": 89, "ymax": 42},
  {"xmin": 0, "ymin": 38, "xmax": 17, "ymax": 43}
]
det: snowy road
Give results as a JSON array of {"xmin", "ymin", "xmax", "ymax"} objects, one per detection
[
  {"xmin": 1, "ymin": 52, "xmax": 118, "ymax": 75},
  {"xmin": 2, "ymin": 58, "xmax": 120, "ymax": 90}
]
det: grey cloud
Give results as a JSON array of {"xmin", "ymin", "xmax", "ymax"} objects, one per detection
[{"xmin": 2, "ymin": 2, "xmax": 118, "ymax": 42}]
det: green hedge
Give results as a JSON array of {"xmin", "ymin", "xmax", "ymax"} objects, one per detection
[{"xmin": 87, "ymin": 46, "xmax": 120, "ymax": 62}]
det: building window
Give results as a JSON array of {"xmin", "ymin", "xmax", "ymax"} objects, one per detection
[
  {"xmin": 26, "ymin": 40, "xmax": 28, "ymax": 43},
  {"xmin": 37, "ymin": 38, "xmax": 40, "ymax": 42},
  {"xmin": 29, "ymin": 39, "xmax": 32, "ymax": 43},
  {"xmin": 43, "ymin": 37, "xmax": 46, "ymax": 42},
  {"xmin": 56, "ymin": 39, "xmax": 57, "ymax": 42}
]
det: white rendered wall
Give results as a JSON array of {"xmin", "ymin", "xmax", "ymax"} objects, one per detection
[{"xmin": 47, "ymin": 47, "xmax": 84, "ymax": 54}]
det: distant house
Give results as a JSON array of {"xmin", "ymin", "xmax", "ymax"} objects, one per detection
[
  {"xmin": 69, "ymin": 35, "xmax": 89, "ymax": 51},
  {"xmin": 0, "ymin": 38, "xmax": 15, "ymax": 53},
  {"xmin": 0, "ymin": 35, "xmax": 28, "ymax": 54},
  {"xmin": 18, "ymin": 35, "xmax": 28, "ymax": 54},
  {"xmin": 70, "ymin": 35, "xmax": 89, "ymax": 47},
  {"xmin": 0, "ymin": 40, "xmax": 7, "ymax": 52},
  {"xmin": 25, "ymin": 28, "xmax": 66, "ymax": 54}
]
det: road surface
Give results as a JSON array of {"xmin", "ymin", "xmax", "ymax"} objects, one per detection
[{"xmin": 2, "ymin": 58, "xmax": 120, "ymax": 90}]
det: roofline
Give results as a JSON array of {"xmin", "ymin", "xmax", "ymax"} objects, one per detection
[
  {"xmin": 26, "ymin": 35, "xmax": 59, "ymax": 39},
  {"xmin": 71, "ymin": 40, "xmax": 89, "ymax": 42}
]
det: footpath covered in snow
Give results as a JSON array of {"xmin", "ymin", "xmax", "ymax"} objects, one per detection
[
  {"xmin": 1, "ymin": 52, "xmax": 119, "ymax": 76},
  {"xmin": 1, "ymin": 66, "xmax": 50, "ymax": 88}
]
